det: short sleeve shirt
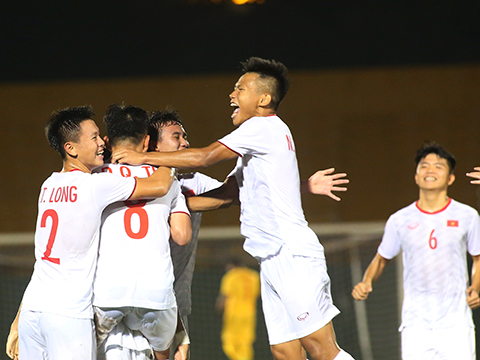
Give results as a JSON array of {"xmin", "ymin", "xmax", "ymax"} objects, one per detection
[
  {"xmin": 93, "ymin": 164, "xmax": 189, "ymax": 310},
  {"xmin": 218, "ymin": 115, "xmax": 323, "ymax": 259},
  {"xmin": 378, "ymin": 199, "xmax": 480, "ymax": 329},
  {"xmin": 21, "ymin": 170, "xmax": 136, "ymax": 318},
  {"xmin": 172, "ymin": 172, "xmax": 223, "ymax": 316}
]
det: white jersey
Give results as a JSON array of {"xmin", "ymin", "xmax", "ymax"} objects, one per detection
[
  {"xmin": 218, "ymin": 115, "xmax": 323, "ymax": 259},
  {"xmin": 93, "ymin": 164, "xmax": 189, "ymax": 310},
  {"xmin": 172, "ymin": 172, "xmax": 223, "ymax": 316},
  {"xmin": 378, "ymin": 198, "xmax": 480, "ymax": 329},
  {"xmin": 21, "ymin": 170, "xmax": 136, "ymax": 319}
]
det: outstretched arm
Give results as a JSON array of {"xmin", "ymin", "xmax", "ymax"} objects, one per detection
[
  {"xmin": 467, "ymin": 167, "xmax": 480, "ymax": 185},
  {"xmin": 352, "ymin": 253, "xmax": 390, "ymax": 301},
  {"xmin": 112, "ymin": 142, "xmax": 238, "ymax": 170},
  {"xmin": 130, "ymin": 167, "xmax": 175, "ymax": 200},
  {"xmin": 186, "ymin": 177, "xmax": 239, "ymax": 212},
  {"xmin": 301, "ymin": 168, "xmax": 349, "ymax": 201},
  {"xmin": 467, "ymin": 255, "xmax": 480, "ymax": 309}
]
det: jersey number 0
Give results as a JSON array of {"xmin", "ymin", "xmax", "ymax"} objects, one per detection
[{"xmin": 124, "ymin": 200, "xmax": 149, "ymax": 239}]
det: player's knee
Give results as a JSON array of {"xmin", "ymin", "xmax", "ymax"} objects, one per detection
[{"xmin": 333, "ymin": 349, "xmax": 355, "ymax": 360}]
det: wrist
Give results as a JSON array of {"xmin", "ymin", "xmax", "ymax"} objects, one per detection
[{"xmin": 175, "ymin": 330, "xmax": 190, "ymax": 345}]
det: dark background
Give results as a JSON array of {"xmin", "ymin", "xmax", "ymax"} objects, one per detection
[
  {"xmin": 2, "ymin": 1, "xmax": 480, "ymax": 360},
  {"xmin": 2, "ymin": 0, "xmax": 479, "ymax": 82}
]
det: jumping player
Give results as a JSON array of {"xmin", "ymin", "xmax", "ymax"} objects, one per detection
[
  {"xmin": 93, "ymin": 104, "xmax": 191, "ymax": 360},
  {"xmin": 111, "ymin": 57, "xmax": 355, "ymax": 360},
  {"xmin": 103, "ymin": 108, "xmax": 350, "ymax": 360},
  {"xmin": 352, "ymin": 142, "xmax": 480, "ymax": 360},
  {"xmin": 6, "ymin": 106, "xmax": 175, "ymax": 360}
]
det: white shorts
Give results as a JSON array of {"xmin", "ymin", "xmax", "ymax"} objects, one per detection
[
  {"xmin": 97, "ymin": 321, "xmax": 153, "ymax": 360},
  {"xmin": 401, "ymin": 324, "xmax": 475, "ymax": 360},
  {"xmin": 260, "ymin": 245, "xmax": 340, "ymax": 345},
  {"xmin": 18, "ymin": 310, "xmax": 96, "ymax": 360},
  {"xmin": 94, "ymin": 306, "xmax": 177, "ymax": 352}
]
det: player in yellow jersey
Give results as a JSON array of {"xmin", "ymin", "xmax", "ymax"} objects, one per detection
[{"xmin": 216, "ymin": 258, "xmax": 260, "ymax": 360}]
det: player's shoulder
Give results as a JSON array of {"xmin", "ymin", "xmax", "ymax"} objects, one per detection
[
  {"xmin": 243, "ymin": 114, "xmax": 281, "ymax": 129},
  {"xmin": 448, "ymin": 198, "xmax": 479, "ymax": 216},
  {"xmin": 449, "ymin": 198, "xmax": 476, "ymax": 210},
  {"xmin": 383, "ymin": 202, "xmax": 418, "ymax": 229},
  {"xmin": 389, "ymin": 201, "xmax": 418, "ymax": 218}
]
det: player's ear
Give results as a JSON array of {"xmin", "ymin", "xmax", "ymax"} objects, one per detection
[
  {"xmin": 104, "ymin": 136, "xmax": 112, "ymax": 152},
  {"xmin": 142, "ymin": 134, "xmax": 150, "ymax": 152},
  {"xmin": 259, "ymin": 93, "xmax": 272, "ymax": 108},
  {"xmin": 447, "ymin": 173, "xmax": 455, "ymax": 186},
  {"xmin": 64, "ymin": 141, "xmax": 77, "ymax": 157}
]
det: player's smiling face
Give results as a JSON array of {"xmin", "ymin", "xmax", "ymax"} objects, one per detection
[
  {"xmin": 155, "ymin": 124, "xmax": 189, "ymax": 152},
  {"xmin": 229, "ymin": 72, "xmax": 264, "ymax": 127},
  {"xmin": 415, "ymin": 153, "xmax": 455, "ymax": 190},
  {"xmin": 71, "ymin": 120, "xmax": 105, "ymax": 171}
]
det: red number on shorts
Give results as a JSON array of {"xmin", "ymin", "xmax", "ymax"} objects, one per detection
[
  {"xmin": 41, "ymin": 209, "xmax": 60, "ymax": 264},
  {"xmin": 124, "ymin": 200, "xmax": 149, "ymax": 239},
  {"xmin": 428, "ymin": 229, "xmax": 437, "ymax": 250}
]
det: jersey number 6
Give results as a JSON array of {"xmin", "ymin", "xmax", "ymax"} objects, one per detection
[{"xmin": 429, "ymin": 229, "xmax": 437, "ymax": 250}]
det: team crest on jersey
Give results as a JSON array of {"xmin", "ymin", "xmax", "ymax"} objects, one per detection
[
  {"xmin": 407, "ymin": 223, "xmax": 419, "ymax": 230},
  {"xmin": 447, "ymin": 220, "xmax": 459, "ymax": 227},
  {"xmin": 297, "ymin": 312, "xmax": 309, "ymax": 321}
]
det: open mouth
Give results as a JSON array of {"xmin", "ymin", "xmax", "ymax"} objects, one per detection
[
  {"xmin": 424, "ymin": 176, "xmax": 437, "ymax": 181},
  {"xmin": 230, "ymin": 102, "xmax": 239, "ymax": 118}
]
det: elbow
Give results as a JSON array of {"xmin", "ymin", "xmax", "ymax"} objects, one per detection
[
  {"xmin": 172, "ymin": 229, "xmax": 192, "ymax": 246},
  {"xmin": 157, "ymin": 186, "xmax": 170, "ymax": 198}
]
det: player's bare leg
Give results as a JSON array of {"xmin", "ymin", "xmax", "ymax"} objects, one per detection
[
  {"xmin": 153, "ymin": 349, "xmax": 169, "ymax": 360},
  {"xmin": 271, "ymin": 321, "xmax": 353, "ymax": 360},
  {"xmin": 299, "ymin": 321, "xmax": 340, "ymax": 360},
  {"xmin": 270, "ymin": 339, "xmax": 305, "ymax": 360}
]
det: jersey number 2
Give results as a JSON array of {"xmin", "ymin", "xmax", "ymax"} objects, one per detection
[{"xmin": 41, "ymin": 209, "xmax": 60, "ymax": 264}]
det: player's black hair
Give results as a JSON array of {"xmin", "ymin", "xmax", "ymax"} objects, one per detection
[
  {"xmin": 415, "ymin": 142, "xmax": 456, "ymax": 173},
  {"xmin": 148, "ymin": 108, "xmax": 184, "ymax": 150},
  {"xmin": 103, "ymin": 104, "xmax": 149, "ymax": 147},
  {"xmin": 45, "ymin": 105, "xmax": 95, "ymax": 159},
  {"xmin": 240, "ymin": 57, "xmax": 290, "ymax": 110}
]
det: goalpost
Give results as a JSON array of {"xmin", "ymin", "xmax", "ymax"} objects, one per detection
[{"xmin": 0, "ymin": 221, "xmax": 402, "ymax": 360}]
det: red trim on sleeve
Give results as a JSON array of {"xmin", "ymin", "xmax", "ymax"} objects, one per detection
[
  {"xmin": 217, "ymin": 141, "xmax": 242, "ymax": 157},
  {"xmin": 171, "ymin": 211, "xmax": 191, "ymax": 218},
  {"xmin": 416, "ymin": 198, "xmax": 452, "ymax": 214},
  {"xmin": 126, "ymin": 178, "xmax": 138, "ymax": 201},
  {"xmin": 183, "ymin": 189, "xmax": 196, "ymax": 198}
]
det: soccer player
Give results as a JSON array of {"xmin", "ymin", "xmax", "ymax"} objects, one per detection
[
  {"xmin": 6, "ymin": 106, "xmax": 175, "ymax": 360},
  {"xmin": 149, "ymin": 109, "xmax": 225, "ymax": 360},
  {"xmin": 111, "ymin": 57, "xmax": 355, "ymax": 360},
  {"xmin": 215, "ymin": 257, "xmax": 261, "ymax": 360},
  {"xmin": 352, "ymin": 142, "xmax": 480, "ymax": 360},
  {"xmin": 105, "ymin": 108, "xmax": 350, "ymax": 360},
  {"xmin": 93, "ymin": 104, "xmax": 191, "ymax": 360}
]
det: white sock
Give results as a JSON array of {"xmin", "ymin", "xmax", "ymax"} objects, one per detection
[{"xmin": 333, "ymin": 349, "xmax": 355, "ymax": 360}]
